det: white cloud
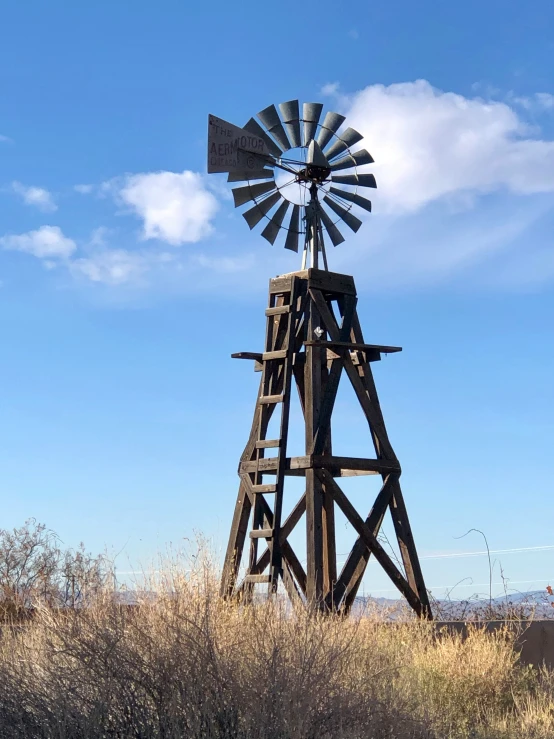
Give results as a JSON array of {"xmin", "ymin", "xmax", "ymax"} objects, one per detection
[
  {"xmin": 70, "ymin": 249, "xmax": 149, "ymax": 286},
  {"xmin": 74, "ymin": 184, "xmax": 94, "ymax": 195},
  {"xmin": 11, "ymin": 181, "xmax": 57, "ymax": 212},
  {"xmin": 340, "ymin": 80, "xmax": 554, "ymax": 214},
  {"xmin": 114, "ymin": 170, "xmax": 219, "ymax": 245},
  {"xmin": 0, "ymin": 225, "xmax": 76, "ymax": 259}
]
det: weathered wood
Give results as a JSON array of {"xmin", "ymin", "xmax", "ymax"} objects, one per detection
[
  {"xmin": 317, "ymin": 470, "xmax": 423, "ymax": 615},
  {"xmin": 249, "ymin": 528, "xmax": 273, "ymax": 539},
  {"xmin": 311, "ymin": 293, "xmax": 356, "ymax": 456},
  {"xmin": 311, "ymin": 289, "xmax": 396, "ymax": 461},
  {"xmin": 232, "ymin": 352, "xmax": 263, "ymax": 361},
  {"xmin": 245, "ymin": 574, "xmax": 271, "ymax": 584},
  {"xmin": 266, "ymin": 305, "xmax": 291, "ymax": 316},
  {"xmin": 240, "ymin": 455, "xmax": 400, "ymax": 475},
  {"xmin": 330, "ymin": 474, "xmax": 395, "ymax": 609},
  {"xmin": 268, "ymin": 277, "xmax": 300, "ymax": 590},
  {"xmin": 251, "ymin": 493, "xmax": 307, "ymax": 580},
  {"xmin": 220, "ymin": 480, "xmax": 252, "ymax": 597},
  {"xmin": 304, "ymin": 340, "xmax": 401, "ymax": 354},
  {"xmin": 307, "ymin": 268, "xmax": 356, "ymax": 296},
  {"xmin": 389, "ymin": 482, "xmax": 432, "ymax": 618},
  {"xmin": 255, "ymin": 439, "xmax": 281, "ymax": 449},
  {"xmin": 305, "ymin": 291, "xmax": 324, "ymax": 606},
  {"xmin": 263, "ymin": 350, "xmax": 287, "ymax": 361},
  {"xmin": 258, "ymin": 394, "xmax": 284, "ymax": 404},
  {"xmin": 251, "ymin": 483, "xmax": 277, "ymax": 493},
  {"xmin": 269, "ymin": 275, "xmax": 292, "ymax": 293}
]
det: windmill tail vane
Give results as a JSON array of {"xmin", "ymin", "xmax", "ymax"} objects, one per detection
[{"xmin": 207, "ymin": 100, "xmax": 376, "ymax": 270}]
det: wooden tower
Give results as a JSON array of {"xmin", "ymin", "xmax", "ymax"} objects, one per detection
[{"xmin": 221, "ymin": 268, "xmax": 432, "ymax": 617}]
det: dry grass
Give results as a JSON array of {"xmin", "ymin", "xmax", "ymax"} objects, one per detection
[{"xmin": 0, "ymin": 553, "xmax": 553, "ymax": 738}]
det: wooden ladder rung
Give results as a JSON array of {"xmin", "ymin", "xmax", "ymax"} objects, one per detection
[
  {"xmin": 256, "ymin": 439, "xmax": 281, "ymax": 449},
  {"xmin": 251, "ymin": 483, "xmax": 277, "ymax": 494},
  {"xmin": 262, "ymin": 350, "xmax": 287, "ymax": 361},
  {"xmin": 258, "ymin": 394, "xmax": 284, "ymax": 404},
  {"xmin": 249, "ymin": 528, "xmax": 273, "ymax": 539},
  {"xmin": 245, "ymin": 574, "xmax": 271, "ymax": 584},
  {"xmin": 265, "ymin": 305, "xmax": 291, "ymax": 316}
]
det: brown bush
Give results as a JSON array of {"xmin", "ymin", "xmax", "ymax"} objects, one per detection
[{"xmin": 0, "ymin": 546, "xmax": 552, "ymax": 738}]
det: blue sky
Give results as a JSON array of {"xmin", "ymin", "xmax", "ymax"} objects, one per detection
[{"xmin": 1, "ymin": 0, "xmax": 554, "ymax": 601}]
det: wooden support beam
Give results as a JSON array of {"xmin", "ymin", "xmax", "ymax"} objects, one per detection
[
  {"xmin": 305, "ymin": 292, "xmax": 324, "ymax": 606},
  {"xmin": 239, "ymin": 455, "xmax": 401, "ymax": 475},
  {"xmin": 329, "ymin": 474, "xmax": 395, "ymax": 609},
  {"xmin": 317, "ymin": 470, "xmax": 423, "ymax": 615},
  {"xmin": 304, "ymin": 340, "xmax": 401, "ymax": 355}
]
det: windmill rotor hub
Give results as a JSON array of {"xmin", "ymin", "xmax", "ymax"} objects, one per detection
[{"xmin": 295, "ymin": 164, "xmax": 331, "ymax": 185}]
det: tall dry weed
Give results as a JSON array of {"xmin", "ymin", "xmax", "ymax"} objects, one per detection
[{"xmin": 0, "ymin": 549, "xmax": 552, "ymax": 738}]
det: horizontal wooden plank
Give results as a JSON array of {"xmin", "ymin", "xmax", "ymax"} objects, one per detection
[
  {"xmin": 316, "ymin": 456, "xmax": 401, "ymax": 473},
  {"xmin": 249, "ymin": 528, "xmax": 273, "ymax": 539},
  {"xmin": 244, "ymin": 574, "xmax": 271, "ymax": 584},
  {"xmin": 307, "ymin": 269, "xmax": 356, "ymax": 296},
  {"xmin": 231, "ymin": 352, "xmax": 263, "ymax": 361},
  {"xmin": 304, "ymin": 340, "xmax": 402, "ymax": 354},
  {"xmin": 265, "ymin": 305, "xmax": 291, "ymax": 316},
  {"xmin": 251, "ymin": 483, "xmax": 277, "ymax": 493},
  {"xmin": 240, "ymin": 456, "xmax": 400, "ymax": 475},
  {"xmin": 258, "ymin": 394, "xmax": 284, "ymax": 404},
  {"xmin": 256, "ymin": 439, "xmax": 281, "ymax": 449},
  {"xmin": 269, "ymin": 275, "xmax": 292, "ymax": 294},
  {"xmin": 262, "ymin": 350, "xmax": 287, "ymax": 361}
]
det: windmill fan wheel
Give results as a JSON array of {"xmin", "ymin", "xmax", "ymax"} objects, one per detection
[{"xmin": 228, "ymin": 100, "xmax": 377, "ymax": 253}]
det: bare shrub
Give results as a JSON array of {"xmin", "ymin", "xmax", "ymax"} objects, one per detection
[
  {"xmin": 0, "ymin": 538, "xmax": 552, "ymax": 737},
  {"xmin": 0, "ymin": 519, "xmax": 111, "ymax": 620}
]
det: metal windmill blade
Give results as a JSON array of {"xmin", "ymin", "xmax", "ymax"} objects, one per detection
[
  {"xmin": 328, "ymin": 186, "xmax": 372, "ymax": 213},
  {"xmin": 243, "ymin": 117, "xmax": 283, "ymax": 159},
  {"xmin": 232, "ymin": 180, "xmax": 277, "ymax": 208},
  {"xmin": 261, "ymin": 199, "xmax": 290, "ymax": 245},
  {"xmin": 227, "ymin": 168, "xmax": 275, "ymax": 183},
  {"xmin": 242, "ymin": 192, "xmax": 282, "ymax": 230},
  {"xmin": 317, "ymin": 202, "xmax": 345, "ymax": 246},
  {"xmin": 302, "ymin": 103, "xmax": 323, "ymax": 145},
  {"xmin": 257, "ymin": 104, "xmax": 291, "ymax": 152},
  {"xmin": 284, "ymin": 205, "xmax": 301, "ymax": 252},
  {"xmin": 324, "ymin": 127, "xmax": 365, "ymax": 161},
  {"xmin": 323, "ymin": 196, "xmax": 363, "ymax": 232},
  {"xmin": 331, "ymin": 173, "xmax": 377, "ymax": 188},
  {"xmin": 316, "ymin": 111, "xmax": 346, "ymax": 150},
  {"xmin": 329, "ymin": 149, "xmax": 374, "ymax": 172},
  {"xmin": 279, "ymin": 100, "xmax": 302, "ymax": 148}
]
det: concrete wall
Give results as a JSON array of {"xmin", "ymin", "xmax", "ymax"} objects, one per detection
[{"xmin": 436, "ymin": 621, "xmax": 554, "ymax": 668}]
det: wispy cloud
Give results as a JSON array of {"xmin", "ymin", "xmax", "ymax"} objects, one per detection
[
  {"xmin": 70, "ymin": 249, "xmax": 151, "ymax": 286},
  {"xmin": 321, "ymin": 82, "xmax": 340, "ymax": 97},
  {"xmin": 0, "ymin": 134, "xmax": 12, "ymax": 143},
  {"xmin": 0, "ymin": 225, "xmax": 76, "ymax": 259},
  {"xmin": 11, "ymin": 181, "xmax": 57, "ymax": 212}
]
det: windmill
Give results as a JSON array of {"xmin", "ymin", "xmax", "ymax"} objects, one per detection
[{"xmin": 207, "ymin": 101, "xmax": 431, "ymax": 617}]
